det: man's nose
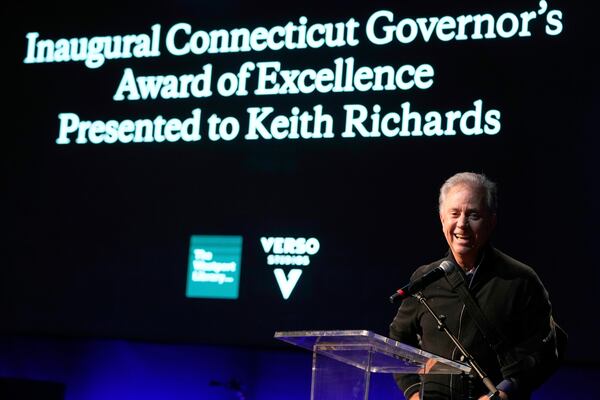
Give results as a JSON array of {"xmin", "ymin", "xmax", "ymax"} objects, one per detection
[{"xmin": 458, "ymin": 214, "xmax": 470, "ymax": 228}]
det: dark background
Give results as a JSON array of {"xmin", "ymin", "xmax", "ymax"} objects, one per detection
[{"xmin": 3, "ymin": 0, "xmax": 598, "ymax": 366}]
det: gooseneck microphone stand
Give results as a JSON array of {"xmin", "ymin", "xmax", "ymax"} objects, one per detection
[{"xmin": 413, "ymin": 291, "xmax": 500, "ymax": 400}]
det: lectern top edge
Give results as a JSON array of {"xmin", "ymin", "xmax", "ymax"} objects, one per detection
[{"xmin": 274, "ymin": 329, "xmax": 471, "ymax": 375}]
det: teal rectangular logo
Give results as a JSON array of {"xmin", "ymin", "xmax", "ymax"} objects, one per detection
[{"xmin": 186, "ymin": 235, "xmax": 243, "ymax": 299}]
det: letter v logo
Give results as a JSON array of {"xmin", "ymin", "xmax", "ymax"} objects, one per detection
[{"xmin": 273, "ymin": 268, "xmax": 303, "ymax": 300}]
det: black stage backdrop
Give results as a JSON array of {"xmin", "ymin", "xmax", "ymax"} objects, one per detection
[{"xmin": 3, "ymin": 0, "xmax": 598, "ymax": 364}]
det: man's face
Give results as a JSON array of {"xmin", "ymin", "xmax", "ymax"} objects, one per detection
[{"xmin": 439, "ymin": 184, "xmax": 496, "ymax": 265}]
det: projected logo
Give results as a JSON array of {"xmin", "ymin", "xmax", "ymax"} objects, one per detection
[
  {"xmin": 260, "ymin": 236, "xmax": 320, "ymax": 300},
  {"xmin": 186, "ymin": 235, "xmax": 243, "ymax": 299}
]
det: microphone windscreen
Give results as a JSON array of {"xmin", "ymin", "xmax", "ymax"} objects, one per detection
[{"xmin": 439, "ymin": 260, "xmax": 456, "ymax": 273}]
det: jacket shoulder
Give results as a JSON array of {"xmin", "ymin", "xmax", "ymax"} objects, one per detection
[{"xmin": 490, "ymin": 247, "xmax": 540, "ymax": 281}]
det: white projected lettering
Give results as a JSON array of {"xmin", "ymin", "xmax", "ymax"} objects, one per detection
[
  {"xmin": 261, "ymin": 236, "xmax": 321, "ymax": 300},
  {"xmin": 267, "ymin": 255, "xmax": 310, "ymax": 266},
  {"xmin": 164, "ymin": 17, "xmax": 360, "ymax": 56},
  {"xmin": 253, "ymin": 58, "xmax": 434, "ymax": 95},
  {"xmin": 24, "ymin": 25, "xmax": 161, "ymax": 69},
  {"xmin": 113, "ymin": 66, "xmax": 213, "ymax": 101},
  {"xmin": 191, "ymin": 248, "xmax": 236, "ymax": 285},
  {"xmin": 273, "ymin": 269, "xmax": 303, "ymax": 300},
  {"xmin": 245, "ymin": 105, "xmax": 334, "ymax": 140},
  {"xmin": 365, "ymin": 4, "xmax": 562, "ymax": 45},
  {"xmin": 56, "ymin": 109, "xmax": 202, "ymax": 144},
  {"xmin": 22, "ymin": 1, "xmax": 564, "ymax": 145},
  {"xmin": 341, "ymin": 100, "xmax": 501, "ymax": 138},
  {"xmin": 261, "ymin": 237, "xmax": 320, "ymax": 255},
  {"xmin": 113, "ymin": 58, "xmax": 434, "ymax": 102},
  {"xmin": 54, "ymin": 102, "xmax": 501, "ymax": 144}
]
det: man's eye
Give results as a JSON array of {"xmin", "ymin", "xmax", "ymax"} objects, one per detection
[{"xmin": 469, "ymin": 214, "xmax": 481, "ymax": 220}]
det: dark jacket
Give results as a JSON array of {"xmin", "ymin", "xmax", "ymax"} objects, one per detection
[{"xmin": 389, "ymin": 247, "xmax": 555, "ymax": 400}]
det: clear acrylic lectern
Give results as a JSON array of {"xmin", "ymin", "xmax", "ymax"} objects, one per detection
[{"xmin": 274, "ymin": 330, "xmax": 471, "ymax": 400}]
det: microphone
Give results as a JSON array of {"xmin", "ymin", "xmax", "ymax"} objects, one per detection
[{"xmin": 389, "ymin": 260, "xmax": 455, "ymax": 303}]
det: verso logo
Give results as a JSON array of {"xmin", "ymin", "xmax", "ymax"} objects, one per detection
[{"xmin": 260, "ymin": 236, "xmax": 320, "ymax": 299}]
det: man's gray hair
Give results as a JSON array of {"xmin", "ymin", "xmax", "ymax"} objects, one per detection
[{"xmin": 438, "ymin": 172, "xmax": 498, "ymax": 213}]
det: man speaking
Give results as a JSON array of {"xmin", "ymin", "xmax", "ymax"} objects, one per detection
[{"xmin": 389, "ymin": 172, "xmax": 563, "ymax": 399}]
